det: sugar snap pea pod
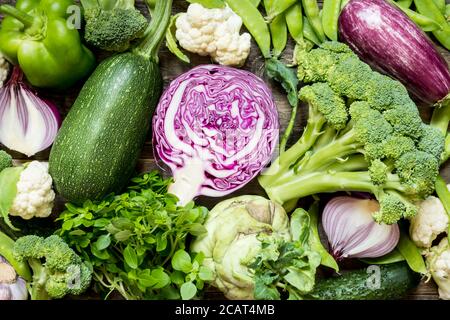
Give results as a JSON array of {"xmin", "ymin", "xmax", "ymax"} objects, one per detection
[
  {"xmin": 432, "ymin": 0, "xmax": 446, "ymax": 14},
  {"xmin": 322, "ymin": 0, "xmax": 341, "ymax": 41},
  {"xmin": 225, "ymin": 0, "xmax": 272, "ymax": 58},
  {"xmin": 166, "ymin": 14, "xmax": 190, "ymax": 63},
  {"xmin": 303, "ymin": 15, "xmax": 321, "ymax": 45},
  {"xmin": 270, "ymin": 14, "xmax": 288, "ymax": 57},
  {"xmin": 302, "ymin": 0, "xmax": 326, "ymax": 42},
  {"xmin": 267, "ymin": 0, "xmax": 297, "ymax": 20},
  {"xmin": 249, "ymin": 0, "xmax": 262, "ymax": 7},
  {"xmin": 395, "ymin": 0, "xmax": 412, "ymax": 8},
  {"xmin": 446, "ymin": 4, "xmax": 450, "ymax": 19},
  {"xmin": 414, "ymin": 0, "xmax": 450, "ymax": 49},
  {"xmin": 186, "ymin": 0, "xmax": 226, "ymax": 8},
  {"xmin": 286, "ymin": 3, "xmax": 304, "ymax": 43},
  {"xmin": 394, "ymin": 2, "xmax": 443, "ymax": 31}
]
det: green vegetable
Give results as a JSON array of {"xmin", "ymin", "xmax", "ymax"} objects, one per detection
[
  {"xmin": 0, "ymin": 167, "xmax": 25, "ymax": 231},
  {"xmin": 359, "ymin": 249, "xmax": 406, "ymax": 265},
  {"xmin": 414, "ymin": 0, "xmax": 450, "ymax": 50},
  {"xmin": 248, "ymin": 208, "xmax": 321, "ymax": 300},
  {"xmin": 0, "ymin": 0, "xmax": 95, "ymax": 89},
  {"xmin": 13, "ymin": 235, "xmax": 92, "ymax": 300},
  {"xmin": 302, "ymin": 0, "xmax": 326, "ymax": 42},
  {"xmin": 396, "ymin": 0, "xmax": 413, "ymax": 8},
  {"xmin": 0, "ymin": 150, "xmax": 12, "ymax": 173},
  {"xmin": 430, "ymin": 100, "xmax": 450, "ymax": 163},
  {"xmin": 394, "ymin": 2, "xmax": 444, "ymax": 32},
  {"xmin": 270, "ymin": 14, "xmax": 288, "ymax": 57},
  {"xmin": 308, "ymin": 262, "xmax": 419, "ymax": 300},
  {"xmin": 225, "ymin": 0, "xmax": 271, "ymax": 58},
  {"xmin": 432, "ymin": 0, "xmax": 446, "ymax": 14},
  {"xmin": 307, "ymin": 203, "xmax": 339, "ymax": 272},
  {"xmin": 303, "ymin": 16, "xmax": 321, "ymax": 45},
  {"xmin": 322, "ymin": 0, "xmax": 341, "ymax": 41},
  {"xmin": 266, "ymin": 0, "xmax": 297, "ymax": 21},
  {"xmin": 57, "ymin": 171, "xmax": 209, "ymax": 300},
  {"xmin": 435, "ymin": 175, "xmax": 450, "ymax": 237},
  {"xmin": 187, "ymin": 0, "xmax": 226, "ymax": 8},
  {"xmin": 259, "ymin": 42, "xmax": 444, "ymax": 225},
  {"xmin": 285, "ymin": 4, "xmax": 304, "ymax": 44},
  {"xmin": 0, "ymin": 231, "xmax": 31, "ymax": 281},
  {"xmin": 397, "ymin": 231, "xmax": 427, "ymax": 274},
  {"xmin": 49, "ymin": 0, "xmax": 172, "ymax": 203},
  {"xmin": 81, "ymin": 0, "xmax": 148, "ymax": 52},
  {"xmin": 166, "ymin": 14, "xmax": 190, "ymax": 64}
]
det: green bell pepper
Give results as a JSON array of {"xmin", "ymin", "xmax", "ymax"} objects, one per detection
[{"xmin": 0, "ymin": 0, "xmax": 96, "ymax": 89}]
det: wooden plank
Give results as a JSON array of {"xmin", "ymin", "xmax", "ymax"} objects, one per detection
[{"xmin": 3, "ymin": 0, "xmax": 450, "ymax": 300}]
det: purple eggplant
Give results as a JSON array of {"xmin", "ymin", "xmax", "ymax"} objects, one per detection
[{"xmin": 338, "ymin": 0, "xmax": 450, "ymax": 106}]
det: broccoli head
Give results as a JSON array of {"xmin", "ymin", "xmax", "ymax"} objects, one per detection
[
  {"xmin": 81, "ymin": 0, "xmax": 148, "ymax": 52},
  {"xmin": 0, "ymin": 150, "xmax": 13, "ymax": 172},
  {"xmin": 259, "ymin": 41, "xmax": 445, "ymax": 225},
  {"xmin": 13, "ymin": 235, "xmax": 92, "ymax": 300}
]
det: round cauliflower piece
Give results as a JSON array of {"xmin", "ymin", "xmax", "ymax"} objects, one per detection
[
  {"xmin": 410, "ymin": 192, "xmax": 449, "ymax": 248},
  {"xmin": 175, "ymin": 3, "xmax": 251, "ymax": 66},
  {"xmin": 10, "ymin": 161, "xmax": 55, "ymax": 220},
  {"xmin": 0, "ymin": 54, "xmax": 10, "ymax": 87},
  {"xmin": 426, "ymin": 238, "xmax": 450, "ymax": 300}
]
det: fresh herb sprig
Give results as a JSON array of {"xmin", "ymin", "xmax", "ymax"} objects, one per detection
[{"xmin": 57, "ymin": 171, "xmax": 213, "ymax": 300}]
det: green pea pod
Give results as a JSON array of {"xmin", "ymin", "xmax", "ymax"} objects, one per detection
[
  {"xmin": 432, "ymin": 0, "xmax": 446, "ymax": 14},
  {"xmin": 267, "ymin": 0, "xmax": 297, "ymax": 20},
  {"xmin": 166, "ymin": 14, "xmax": 190, "ymax": 64},
  {"xmin": 225, "ymin": 0, "xmax": 272, "ymax": 58},
  {"xmin": 303, "ymin": 16, "xmax": 321, "ymax": 45},
  {"xmin": 302, "ymin": 0, "xmax": 326, "ymax": 42},
  {"xmin": 286, "ymin": 3, "xmax": 304, "ymax": 43},
  {"xmin": 396, "ymin": 0, "xmax": 412, "ymax": 8},
  {"xmin": 414, "ymin": 0, "xmax": 450, "ymax": 50},
  {"xmin": 186, "ymin": 0, "xmax": 226, "ymax": 8},
  {"xmin": 248, "ymin": 0, "xmax": 262, "ymax": 7},
  {"xmin": 397, "ymin": 232, "xmax": 427, "ymax": 274},
  {"xmin": 435, "ymin": 175, "xmax": 450, "ymax": 239},
  {"xmin": 270, "ymin": 14, "xmax": 288, "ymax": 57},
  {"xmin": 395, "ymin": 3, "xmax": 444, "ymax": 32},
  {"xmin": 322, "ymin": 0, "xmax": 341, "ymax": 41}
]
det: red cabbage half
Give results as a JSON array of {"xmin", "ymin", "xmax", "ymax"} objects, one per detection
[{"xmin": 153, "ymin": 65, "xmax": 279, "ymax": 205}]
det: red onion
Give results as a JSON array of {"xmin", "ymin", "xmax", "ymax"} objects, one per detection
[
  {"xmin": 323, "ymin": 196, "xmax": 400, "ymax": 260},
  {"xmin": 0, "ymin": 67, "xmax": 61, "ymax": 157}
]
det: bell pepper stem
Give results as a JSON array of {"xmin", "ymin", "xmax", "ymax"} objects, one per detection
[
  {"xmin": 0, "ymin": 5, "xmax": 35, "ymax": 28},
  {"xmin": 134, "ymin": 0, "xmax": 173, "ymax": 61}
]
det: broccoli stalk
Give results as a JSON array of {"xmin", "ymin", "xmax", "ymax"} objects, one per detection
[
  {"xmin": 431, "ymin": 102, "xmax": 450, "ymax": 163},
  {"xmin": 81, "ymin": 0, "xmax": 148, "ymax": 52},
  {"xmin": 13, "ymin": 235, "xmax": 92, "ymax": 300},
  {"xmin": 259, "ymin": 42, "xmax": 445, "ymax": 225}
]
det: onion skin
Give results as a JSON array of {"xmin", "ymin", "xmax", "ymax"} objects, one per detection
[{"xmin": 339, "ymin": 0, "xmax": 450, "ymax": 106}]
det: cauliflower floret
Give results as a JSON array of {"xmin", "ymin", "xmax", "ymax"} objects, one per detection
[
  {"xmin": 175, "ymin": 3, "xmax": 251, "ymax": 66},
  {"xmin": 0, "ymin": 54, "xmax": 9, "ymax": 87},
  {"xmin": 9, "ymin": 161, "xmax": 55, "ymax": 220},
  {"xmin": 426, "ymin": 238, "xmax": 450, "ymax": 300},
  {"xmin": 410, "ymin": 187, "xmax": 450, "ymax": 248}
]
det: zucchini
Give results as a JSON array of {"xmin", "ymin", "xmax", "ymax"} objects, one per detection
[
  {"xmin": 309, "ymin": 262, "xmax": 420, "ymax": 300},
  {"xmin": 49, "ymin": 0, "xmax": 172, "ymax": 203}
]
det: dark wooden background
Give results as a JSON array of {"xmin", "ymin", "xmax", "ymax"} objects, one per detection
[{"xmin": 1, "ymin": 0, "xmax": 449, "ymax": 300}]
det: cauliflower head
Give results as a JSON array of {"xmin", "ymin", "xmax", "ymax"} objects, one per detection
[
  {"xmin": 191, "ymin": 196, "xmax": 291, "ymax": 300},
  {"xmin": 426, "ymin": 238, "xmax": 450, "ymax": 300},
  {"xmin": 175, "ymin": 3, "xmax": 251, "ymax": 66},
  {"xmin": 10, "ymin": 161, "xmax": 55, "ymax": 220},
  {"xmin": 410, "ymin": 192, "xmax": 449, "ymax": 248},
  {"xmin": 0, "ymin": 54, "xmax": 9, "ymax": 87}
]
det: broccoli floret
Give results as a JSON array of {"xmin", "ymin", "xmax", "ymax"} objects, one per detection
[
  {"xmin": 0, "ymin": 150, "xmax": 13, "ymax": 172},
  {"xmin": 259, "ymin": 41, "xmax": 445, "ymax": 225},
  {"xmin": 13, "ymin": 235, "xmax": 92, "ymax": 300},
  {"xmin": 82, "ymin": 0, "xmax": 148, "ymax": 52}
]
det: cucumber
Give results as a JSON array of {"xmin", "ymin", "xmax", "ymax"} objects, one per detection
[
  {"xmin": 49, "ymin": 0, "xmax": 171, "ymax": 203},
  {"xmin": 309, "ymin": 262, "xmax": 420, "ymax": 300}
]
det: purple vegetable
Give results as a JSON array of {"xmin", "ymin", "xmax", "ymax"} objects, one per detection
[
  {"xmin": 339, "ymin": 0, "xmax": 450, "ymax": 106},
  {"xmin": 0, "ymin": 67, "xmax": 61, "ymax": 157},
  {"xmin": 153, "ymin": 65, "xmax": 279, "ymax": 205}
]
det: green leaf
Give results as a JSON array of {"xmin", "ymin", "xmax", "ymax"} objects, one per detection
[
  {"xmin": 198, "ymin": 266, "xmax": 214, "ymax": 281},
  {"xmin": 170, "ymin": 271, "xmax": 186, "ymax": 285},
  {"xmin": 69, "ymin": 230, "xmax": 86, "ymax": 236},
  {"xmin": 397, "ymin": 232, "xmax": 427, "ymax": 274},
  {"xmin": 187, "ymin": 223, "xmax": 207, "ymax": 236},
  {"xmin": 62, "ymin": 220, "xmax": 74, "ymax": 231},
  {"xmin": 156, "ymin": 233, "xmax": 168, "ymax": 252},
  {"xmin": 180, "ymin": 282, "xmax": 197, "ymax": 300},
  {"xmin": 91, "ymin": 243, "xmax": 110, "ymax": 260},
  {"xmin": 95, "ymin": 234, "xmax": 111, "ymax": 251},
  {"xmin": 254, "ymin": 277, "xmax": 280, "ymax": 300},
  {"xmin": 0, "ymin": 167, "xmax": 24, "ymax": 231},
  {"xmin": 151, "ymin": 269, "xmax": 171, "ymax": 289},
  {"xmin": 359, "ymin": 249, "xmax": 405, "ymax": 265},
  {"xmin": 186, "ymin": 0, "xmax": 225, "ymax": 8},
  {"xmin": 124, "ymin": 245, "xmax": 139, "ymax": 269},
  {"xmin": 265, "ymin": 58, "xmax": 298, "ymax": 108},
  {"xmin": 172, "ymin": 250, "xmax": 193, "ymax": 273},
  {"xmin": 290, "ymin": 208, "xmax": 310, "ymax": 245},
  {"xmin": 114, "ymin": 230, "xmax": 132, "ymax": 242}
]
